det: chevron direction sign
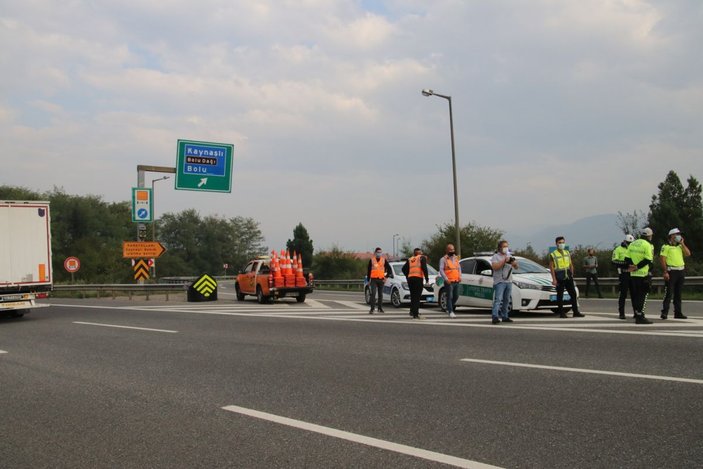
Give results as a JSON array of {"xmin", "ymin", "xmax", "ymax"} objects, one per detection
[
  {"xmin": 133, "ymin": 259, "xmax": 150, "ymax": 281},
  {"xmin": 187, "ymin": 274, "xmax": 218, "ymax": 302}
]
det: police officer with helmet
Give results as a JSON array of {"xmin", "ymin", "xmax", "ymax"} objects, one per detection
[
  {"xmin": 626, "ymin": 227, "xmax": 655, "ymax": 324},
  {"xmin": 612, "ymin": 234, "xmax": 635, "ymax": 320},
  {"xmin": 660, "ymin": 228, "xmax": 691, "ymax": 319}
]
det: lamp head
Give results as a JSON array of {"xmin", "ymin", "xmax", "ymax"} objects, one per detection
[{"xmin": 421, "ymin": 89, "xmax": 434, "ymax": 96}]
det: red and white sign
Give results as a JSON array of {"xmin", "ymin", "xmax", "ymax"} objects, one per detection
[{"xmin": 64, "ymin": 257, "xmax": 81, "ymax": 273}]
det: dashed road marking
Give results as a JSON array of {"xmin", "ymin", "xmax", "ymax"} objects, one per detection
[
  {"xmin": 0, "ymin": 350, "xmax": 7, "ymax": 354},
  {"xmin": 460, "ymin": 358, "xmax": 703, "ymax": 384},
  {"xmin": 73, "ymin": 321, "xmax": 178, "ymax": 333},
  {"xmin": 222, "ymin": 404, "xmax": 503, "ymax": 469}
]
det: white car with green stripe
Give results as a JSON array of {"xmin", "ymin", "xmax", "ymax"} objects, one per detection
[{"xmin": 434, "ymin": 255, "xmax": 577, "ymax": 313}]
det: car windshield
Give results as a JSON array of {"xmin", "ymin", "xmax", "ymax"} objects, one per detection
[
  {"xmin": 391, "ymin": 264, "xmax": 439, "ymax": 276},
  {"xmin": 515, "ymin": 257, "xmax": 549, "ymax": 273}
]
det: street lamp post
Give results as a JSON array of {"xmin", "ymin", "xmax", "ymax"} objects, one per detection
[
  {"xmin": 422, "ymin": 89, "xmax": 461, "ymax": 258},
  {"xmin": 392, "ymin": 233, "xmax": 400, "ymax": 257}
]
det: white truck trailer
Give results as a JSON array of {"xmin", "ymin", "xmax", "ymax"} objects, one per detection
[{"xmin": 0, "ymin": 201, "xmax": 52, "ymax": 317}]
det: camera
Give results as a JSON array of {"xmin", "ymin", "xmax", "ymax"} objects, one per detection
[{"xmin": 507, "ymin": 256, "xmax": 516, "ymax": 264}]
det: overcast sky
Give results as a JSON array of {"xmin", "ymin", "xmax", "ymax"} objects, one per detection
[{"xmin": 2, "ymin": 0, "xmax": 701, "ymax": 253}]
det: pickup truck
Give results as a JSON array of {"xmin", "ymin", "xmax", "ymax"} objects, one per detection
[{"xmin": 235, "ymin": 256, "xmax": 314, "ymax": 304}]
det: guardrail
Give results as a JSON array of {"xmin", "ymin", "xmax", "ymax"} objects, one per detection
[{"xmin": 52, "ymin": 283, "xmax": 186, "ymax": 300}]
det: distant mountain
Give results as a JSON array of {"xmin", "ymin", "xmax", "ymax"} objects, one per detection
[{"xmin": 505, "ymin": 214, "xmax": 624, "ymax": 253}]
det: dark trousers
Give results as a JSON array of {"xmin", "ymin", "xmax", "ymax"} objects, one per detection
[
  {"xmin": 408, "ymin": 277, "xmax": 424, "ymax": 317},
  {"xmin": 369, "ymin": 278, "xmax": 385, "ymax": 310},
  {"xmin": 662, "ymin": 270, "xmax": 685, "ymax": 316},
  {"xmin": 585, "ymin": 273, "xmax": 602, "ymax": 298},
  {"xmin": 617, "ymin": 271, "xmax": 631, "ymax": 315},
  {"xmin": 556, "ymin": 276, "xmax": 580, "ymax": 315},
  {"xmin": 630, "ymin": 276, "xmax": 650, "ymax": 315}
]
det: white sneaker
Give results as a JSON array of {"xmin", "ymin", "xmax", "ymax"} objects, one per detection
[{"xmin": 449, "ymin": 312, "xmax": 456, "ymax": 318}]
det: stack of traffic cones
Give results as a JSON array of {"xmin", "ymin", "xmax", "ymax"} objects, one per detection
[
  {"xmin": 272, "ymin": 251, "xmax": 284, "ymax": 288},
  {"xmin": 295, "ymin": 253, "xmax": 307, "ymax": 287},
  {"xmin": 283, "ymin": 250, "xmax": 295, "ymax": 287}
]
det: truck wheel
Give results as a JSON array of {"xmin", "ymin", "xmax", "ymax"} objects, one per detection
[
  {"xmin": 438, "ymin": 288, "xmax": 447, "ymax": 312},
  {"xmin": 391, "ymin": 288, "xmax": 402, "ymax": 308},
  {"xmin": 235, "ymin": 284, "xmax": 245, "ymax": 301},
  {"xmin": 10, "ymin": 311, "xmax": 25, "ymax": 318},
  {"xmin": 364, "ymin": 286, "xmax": 371, "ymax": 305},
  {"xmin": 256, "ymin": 287, "xmax": 268, "ymax": 304},
  {"xmin": 296, "ymin": 294, "xmax": 306, "ymax": 303}
]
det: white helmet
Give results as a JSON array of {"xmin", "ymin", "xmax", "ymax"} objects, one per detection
[{"xmin": 624, "ymin": 234, "xmax": 635, "ymax": 243}]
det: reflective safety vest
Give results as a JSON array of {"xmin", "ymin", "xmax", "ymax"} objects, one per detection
[
  {"xmin": 408, "ymin": 256, "xmax": 423, "ymax": 278},
  {"xmin": 550, "ymin": 249, "xmax": 572, "ymax": 273},
  {"xmin": 444, "ymin": 256, "xmax": 460, "ymax": 282},
  {"xmin": 612, "ymin": 245, "xmax": 629, "ymax": 273},
  {"xmin": 370, "ymin": 257, "xmax": 386, "ymax": 279},
  {"xmin": 612, "ymin": 245, "xmax": 628, "ymax": 263},
  {"xmin": 627, "ymin": 239, "xmax": 653, "ymax": 277},
  {"xmin": 660, "ymin": 244, "xmax": 685, "ymax": 268}
]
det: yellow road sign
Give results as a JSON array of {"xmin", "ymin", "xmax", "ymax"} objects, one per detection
[{"xmin": 133, "ymin": 259, "xmax": 150, "ymax": 280}]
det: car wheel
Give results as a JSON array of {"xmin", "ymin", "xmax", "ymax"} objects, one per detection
[
  {"xmin": 235, "ymin": 284, "xmax": 245, "ymax": 301},
  {"xmin": 438, "ymin": 288, "xmax": 447, "ymax": 312},
  {"xmin": 391, "ymin": 288, "xmax": 402, "ymax": 308},
  {"xmin": 364, "ymin": 286, "xmax": 371, "ymax": 305},
  {"xmin": 296, "ymin": 294, "xmax": 306, "ymax": 303}
]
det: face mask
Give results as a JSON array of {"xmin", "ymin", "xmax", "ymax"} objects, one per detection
[
  {"xmin": 558, "ymin": 243, "xmax": 566, "ymax": 250},
  {"xmin": 501, "ymin": 247, "xmax": 509, "ymax": 255},
  {"xmin": 674, "ymin": 235, "xmax": 682, "ymax": 243},
  {"xmin": 375, "ymin": 252, "xmax": 381, "ymax": 258},
  {"xmin": 448, "ymin": 251, "xmax": 455, "ymax": 256}
]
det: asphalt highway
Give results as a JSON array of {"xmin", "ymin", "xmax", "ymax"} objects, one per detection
[{"xmin": 1, "ymin": 291, "xmax": 702, "ymax": 469}]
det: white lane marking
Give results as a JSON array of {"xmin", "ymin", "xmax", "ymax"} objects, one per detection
[
  {"xmin": 460, "ymin": 359, "xmax": 703, "ymax": 385},
  {"xmin": 334, "ymin": 300, "xmax": 370, "ymax": 310},
  {"xmin": 222, "ymin": 405, "xmax": 502, "ymax": 469},
  {"xmin": 73, "ymin": 321, "xmax": 178, "ymax": 333},
  {"xmin": 304, "ymin": 299, "xmax": 330, "ymax": 309},
  {"xmin": 53, "ymin": 304, "xmax": 703, "ymax": 338},
  {"xmin": 0, "ymin": 350, "xmax": 7, "ymax": 354}
]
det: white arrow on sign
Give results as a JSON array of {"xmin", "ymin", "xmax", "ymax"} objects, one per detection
[{"xmin": 198, "ymin": 178, "xmax": 208, "ymax": 188}]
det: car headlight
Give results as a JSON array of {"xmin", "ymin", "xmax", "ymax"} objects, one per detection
[
  {"xmin": 401, "ymin": 282, "xmax": 409, "ymax": 290},
  {"xmin": 513, "ymin": 280, "xmax": 541, "ymax": 290}
]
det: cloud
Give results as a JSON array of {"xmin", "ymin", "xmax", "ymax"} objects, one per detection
[{"xmin": 1, "ymin": 0, "xmax": 701, "ymax": 253}]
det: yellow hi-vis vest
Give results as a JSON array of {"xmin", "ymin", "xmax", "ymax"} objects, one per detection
[
  {"xmin": 627, "ymin": 239, "xmax": 653, "ymax": 277},
  {"xmin": 408, "ymin": 256, "xmax": 423, "ymax": 278},
  {"xmin": 370, "ymin": 257, "xmax": 386, "ymax": 279},
  {"xmin": 550, "ymin": 249, "xmax": 572, "ymax": 275}
]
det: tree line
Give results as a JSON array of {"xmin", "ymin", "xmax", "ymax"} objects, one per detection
[{"xmin": 2, "ymin": 170, "xmax": 700, "ymax": 282}]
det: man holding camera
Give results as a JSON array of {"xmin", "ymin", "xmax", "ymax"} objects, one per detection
[
  {"xmin": 549, "ymin": 236, "xmax": 585, "ymax": 318},
  {"xmin": 490, "ymin": 240, "xmax": 518, "ymax": 324},
  {"xmin": 660, "ymin": 228, "xmax": 691, "ymax": 319}
]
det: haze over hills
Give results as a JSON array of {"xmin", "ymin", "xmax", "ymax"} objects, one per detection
[{"xmin": 505, "ymin": 213, "xmax": 626, "ymax": 253}]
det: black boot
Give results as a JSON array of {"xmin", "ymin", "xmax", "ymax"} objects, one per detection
[{"xmin": 635, "ymin": 314, "xmax": 652, "ymax": 324}]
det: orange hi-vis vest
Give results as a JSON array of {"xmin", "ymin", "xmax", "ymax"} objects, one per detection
[
  {"xmin": 444, "ymin": 256, "xmax": 460, "ymax": 282},
  {"xmin": 370, "ymin": 257, "xmax": 386, "ymax": 279},
  {"xmin": 408, "ymin": 256, "xmax": 423, "ymax": 278}
]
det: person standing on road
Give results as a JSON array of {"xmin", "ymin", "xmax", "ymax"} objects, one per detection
[
  {"xmin": 583, "ymin": 248, "xmax": 603, "ymax": 298},
  {"xmin": 612, "ymin": 234, "xmax": 635, "ymax": 319},
  {"xmin": 625, "ymin": 227, "xmax": 655, "ymax": 324},
  {"xmin": 549, "ymin": 236, "xmax": 585, "ymax": 318},
  {"xmin": 439, "ymin": 243, "xmax": 461, "ymax": 318},
  {"xmin": 367, "ymin": 247, "xmax": 392, "ymax": 314},
  {"xmin": 402, "ymin": 248, "xmax": 429, "ymax": 319},
  {"xmin": 660, "ymin": 228, "xmax": 691, "ymax": 320},
  {"xmin": 490, "ymin": 240, "xmax": 518, "ymax": 324}
]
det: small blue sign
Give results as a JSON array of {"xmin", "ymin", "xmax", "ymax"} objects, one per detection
[
  {"xmin": 137, "ymin": 208, "xmax": 148, "ymax": 219},
  {"xmin": 183, "ymin": 144, "xmax": 227, "ymax": 177}
]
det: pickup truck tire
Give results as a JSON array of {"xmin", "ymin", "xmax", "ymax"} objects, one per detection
[
  {"xmin": 235, "ymin": 284, "xmax": 245, "ymax": 301},
  {"xmin": 296, "ymin": 294, "xmax": 306, "ymax": 303},
  {"xmin": 256, "ymin": 287, "xmax": 272, "ymax": 304},
  {"xmin": 9, "ymin": 311, "xmax": 25, "ymax": 318}
]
